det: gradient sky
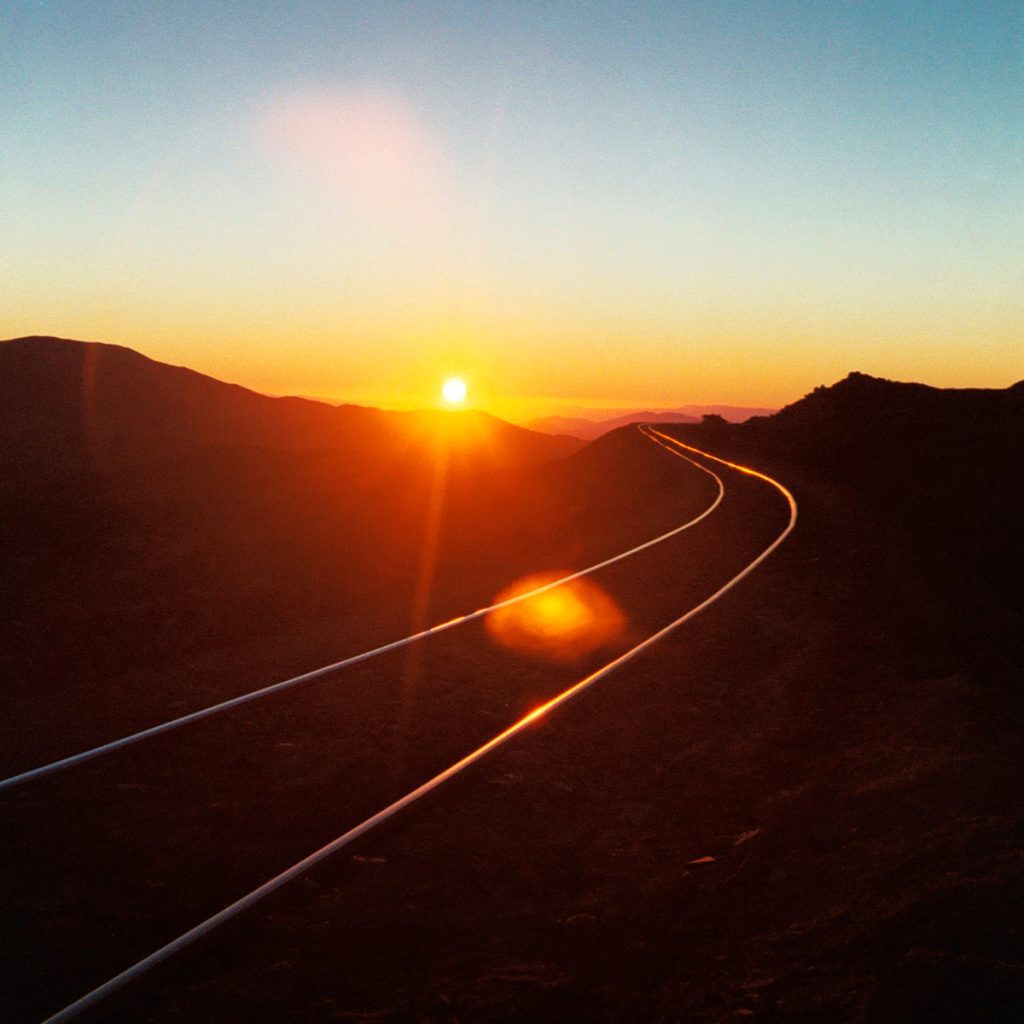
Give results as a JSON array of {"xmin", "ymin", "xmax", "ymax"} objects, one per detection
[{"xmin": 2, "ymin": 1, "xmax": 1021, "ymax": 418}]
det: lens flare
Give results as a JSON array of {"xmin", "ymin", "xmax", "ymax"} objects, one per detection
[
  {"xmin": 485, "ymin": 572, "xmax": 627, "ymax": 662},
  {"xmin": 259, "ymin": 88, "xmax": 447, "ymax": 228}
]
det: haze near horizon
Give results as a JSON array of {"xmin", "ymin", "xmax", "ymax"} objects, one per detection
[{"xmin": 2, "ymin": 1, "xmax": 1021, "ymax": 417}]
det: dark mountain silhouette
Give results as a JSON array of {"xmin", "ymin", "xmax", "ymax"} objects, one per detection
[
  {"xmin": 696, "ymin": 370, "xmax": 1024, "ymax": 670},
  {"xmin": 766, "ymin": 369, "xmax": 1024, "ymax": 435},
  {"xmin": 4, "ymin": 356, "xmax": 1024, "ymax": 1023},
  {"xmin": 736, "ymin": 370, "xmax": 1024, "ymax": 524},
  {"xmin": 0, "ymin": 336, "xmax": 582, "ymax": 472},
  {"xmin": 0, "ymin": 335, "xmax": 695, "ymax": 768}
]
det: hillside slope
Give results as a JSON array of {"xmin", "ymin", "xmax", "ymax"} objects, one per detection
[
  {"xmin": 1, "ymin": 342, "xmax": 697, "ymax": 770},
  {"xmin": 0, "ymin": 336, "xmax": 582, "ymax": 472},
  {"xmin": 4, "ymin": 366, "xmax": 1023, "ymax": 1023},
  {"xmin": 82, "ymin": 370, "xmax": 1024, "ymax": 1024}
]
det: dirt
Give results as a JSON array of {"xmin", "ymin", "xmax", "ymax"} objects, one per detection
[{"xmin": 4, "ymin": 381, "xmax": 1023, "ymax": 1023}]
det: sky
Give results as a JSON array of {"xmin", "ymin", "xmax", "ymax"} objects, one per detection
[{"xmin": 2, "ymin": 1, "xmax": 1021, "ymax": 419}]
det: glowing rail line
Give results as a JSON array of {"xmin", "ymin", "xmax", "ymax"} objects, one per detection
[
  {"xmin": 0, "ymin": 434, "xmax": 722, "ymax": 793},
  {"xmin": 36, "ymin": 429, "xmax": 796, "ymax": 1024}
]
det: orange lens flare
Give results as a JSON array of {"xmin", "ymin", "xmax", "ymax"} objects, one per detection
[{"xmin": 485, "ymin": 572, "xmax": 627, "ymax": 662}]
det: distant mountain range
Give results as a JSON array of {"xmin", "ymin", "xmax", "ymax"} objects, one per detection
[{"xmin": 527, "ymin": 403, "xmax": 777, "ymax": 440}]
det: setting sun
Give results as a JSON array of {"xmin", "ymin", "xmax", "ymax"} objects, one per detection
[{"xmin": 441, "ymin": 377, "xmax": 467, "ymax": 405}]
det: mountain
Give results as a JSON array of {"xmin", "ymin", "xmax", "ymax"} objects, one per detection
[
  {"xmin": 741, "ymin": 370, "xmax": 1024, "ymax": 498},
  {"xmin": 0, "ymin": 335, "xmax": 694, "ymax": 769},
  {"xmin": 768, "ymin": 369, "xmax": 1024, "ymax": 434},
  {"xmin": 669, "ymin": 369, "xmax": 1024, "ymax": 678},
  {"xmin": 527, "ymin": 403, "xmax": 776, "ymax": 439},
  {"xmin": 0, "ymin": 336, "xmax": 582, "ymax": 472},
  {"xmin": 5, "ymin": 359, "xmax": 1024, "ymax": 1022},
  {"xmin": 1, "ymin": 333, "xmax": 592, "ymax": 761}
]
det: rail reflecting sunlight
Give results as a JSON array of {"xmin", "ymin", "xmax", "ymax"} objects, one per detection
[{"xmin": 485, "ymin": 571, "xmax": 626, "ymax": 661}]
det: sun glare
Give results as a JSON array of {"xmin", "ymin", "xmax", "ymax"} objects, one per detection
[{"xmin": 441, "ymin": 377, "xmax": 468, "ymax": 405}]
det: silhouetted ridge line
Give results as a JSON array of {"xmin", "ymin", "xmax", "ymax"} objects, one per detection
[
  {"xmin": 772, "ymin": 370, "xmax": 1024, "ymax": 424},
  {"xmin": 0, "ymin": 335, "xmax": 583, "ymax": 471}
]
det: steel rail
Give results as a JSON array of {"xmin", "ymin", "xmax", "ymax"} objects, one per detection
[
  {"xmin": 1, "ymin": 435, "xmax": 722, "ymax": 792},
  {"xmin": 37, "ymin": 430, "xmax": 796, "ymax": 1023}
]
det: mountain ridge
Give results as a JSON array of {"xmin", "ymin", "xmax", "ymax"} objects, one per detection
[
  {"xmin": 0, "ymin": 335, "xmax": 583, "ymax": 472},
  {"xmin": 4, "ymin": 343, "xmax": 1024, "ymax": 1023}
]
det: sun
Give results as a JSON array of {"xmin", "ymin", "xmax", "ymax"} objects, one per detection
[{"xmin": 441, "ymin": 376, "xmax": 468, "ymax": 405}]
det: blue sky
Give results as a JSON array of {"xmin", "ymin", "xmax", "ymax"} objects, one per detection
[{"xmin": 2, "ymin": 1, "xmax": 1021, "ymax": 413}]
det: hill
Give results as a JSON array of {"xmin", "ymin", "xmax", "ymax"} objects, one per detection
[
  {"xmin": 760, "ymin": 369, "xmax": 1024, "ymax": 446},
  {"xmin": 0, "ymin": 337, "xmax": 694, "ymax": 770},
  {"xmin": 0, "ymin": 336, "xmax": 582, "ymax": 473},
  {"xmin": 3, "ymin": 363, "xmax": 1024, "ymax": 1022}
]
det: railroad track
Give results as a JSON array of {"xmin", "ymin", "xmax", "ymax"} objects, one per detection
[{"xmin": 7, "ymin": 427, "xmax": 796, "ymax": 1023}]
